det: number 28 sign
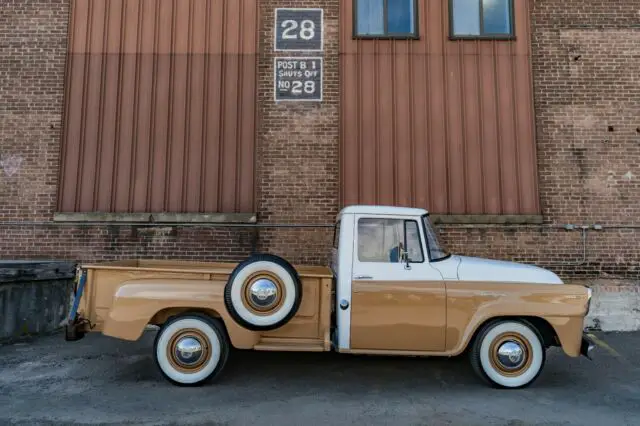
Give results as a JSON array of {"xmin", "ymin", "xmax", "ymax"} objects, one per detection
[
  {"xmin": 274, "ymin": 8, "xmax": 323, "ymax": 52},
  {"xmin": 274, "ymin": 58, "xmax": 323, "ymax": 102}
]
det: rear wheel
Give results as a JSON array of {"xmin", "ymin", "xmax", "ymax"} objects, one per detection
[
  {"xmin": 469, "ymin": 319, "xmax": 546, "ymax": 389},
  {"xmin": 153, "ymin": 314, "xmax": 230, "ymax": 386}
]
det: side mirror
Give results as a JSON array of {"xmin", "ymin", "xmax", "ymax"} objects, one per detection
[{"xmin": 400, "ymin": 248, "xmax": 411, "ymax": 270}]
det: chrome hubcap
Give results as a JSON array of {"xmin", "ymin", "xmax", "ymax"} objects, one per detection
[
  {"xmin": 496, "ymin": 341, "xmax": 526, "ymax": 370},
  {"xmin": 249, "ymin": 278, "xmax": 279, "ymax": 309},
  {"xmin": 174, "ymin": 336, "xmax": 204, "ymax": 366}
]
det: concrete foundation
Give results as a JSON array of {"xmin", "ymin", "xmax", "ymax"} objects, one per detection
[
  {"xmin": 0, "ymin": 261, "xmax": 76, "ymax": 341},
  {"xmin": 585, "ymin": 279, "xmax": 640, "ymax": 332}
]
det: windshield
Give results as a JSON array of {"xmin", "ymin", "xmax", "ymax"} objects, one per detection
[{"xmin": 422, "ymin": 214, "xmax": 450, "ymax": 262}]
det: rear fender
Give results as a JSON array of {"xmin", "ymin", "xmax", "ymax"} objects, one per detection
[{"xmin": 102, "ymin": 279, "xmax": 259, "ymax": 348}]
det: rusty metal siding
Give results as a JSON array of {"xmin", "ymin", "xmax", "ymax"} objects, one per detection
[
  {"xmin": 340, "ymin": 0, "xmax": 539, "ymax": 215},
  {"xmin": 58, "ymin": 0, "xmax": 258, "ymax": 214}
]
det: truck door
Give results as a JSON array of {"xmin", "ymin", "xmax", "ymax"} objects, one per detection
[{"xmin": 348, "ymin": 214, "xmax": 446, "ymax": 352}]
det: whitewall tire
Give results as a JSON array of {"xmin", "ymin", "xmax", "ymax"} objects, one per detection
[
  {"xmin": 224, "ymin": 254, "xmax": 302, "ymax": 331},
  {"xmin": 153, "ymin": 314, "xmax": 229, "ymax": 386},
  {"xmin": 470, "ymin": 319, "xmax": 546, "ymax": 389}
]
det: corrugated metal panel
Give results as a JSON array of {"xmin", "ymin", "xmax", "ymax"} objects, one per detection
[
  {"xmin": 58, "ymin": 0, "xmax": 258, "ymax": 213},
  {"xmin": 340, "ymin": 0, "xmax": 539, "ymax": 215}
]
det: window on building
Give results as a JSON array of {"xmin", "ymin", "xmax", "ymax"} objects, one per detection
[
  {"xmin": 357, "ymin": 218, "xmax": 424, "ymax": 263},
  {"xmin": 450, "ymin": 0, "xmax": 514, "ymax": 39},
  {"xmin": 354, "ymin": 0, "xmax": 418, "ymax": 38}
]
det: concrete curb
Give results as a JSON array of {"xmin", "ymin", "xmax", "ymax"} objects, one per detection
[{"xmin": 584, "ymin": 280, "xmax": 640, "ymax": 332}]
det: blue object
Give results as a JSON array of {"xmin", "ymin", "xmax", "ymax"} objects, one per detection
[
  {"xmin": 389, "ymin": 246, "xmax": 400, "ymax": 262},
  {"xmin": 68, "ymin": 269, "xmax": 86, "ymax": 323}
]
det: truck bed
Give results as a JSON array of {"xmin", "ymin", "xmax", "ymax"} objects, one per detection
[{"xmin": 76, "ymin": 259, "xmax": 335, "ymax": 352}]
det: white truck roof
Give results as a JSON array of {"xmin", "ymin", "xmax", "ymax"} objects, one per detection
[{"xmin": 336, "ymin": 205, "xmax": 429, "ymax": 220}]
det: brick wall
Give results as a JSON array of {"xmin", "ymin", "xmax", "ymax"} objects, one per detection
[
  {"xmin": 255, "ymin": 0, "xmax": 340, "ymax": 264},
  {"xmin": 0, "ymin": 0, "xmax": 68, "ymax": 221},
  {"xmin": 0, "ymin": 0, "xmax": 638, "ymax": 280},
  {"xmin": 531, "ymin": 0, "xmax": 640, "ymax": 225}
]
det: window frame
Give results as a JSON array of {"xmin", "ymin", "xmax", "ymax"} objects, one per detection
[
  {"xmin": 403, "ymin": 219, "xmax": 426, "ymax": 264},
  {"xmin": 355, "ymin": 217, "xmax": 426, "ymax": 264},
  {"xmin": 333, "ymin": 220, "xmax": 341, "ymax": 249},
  {"xmin": 420, "ymin": 214, "xmax": 452, "ymax": 263},
  {"xmin": 352, "ymin": 0, "xmax": 420, "ymax": 40},
  {"xmin": 448, "ymin": 0, "xmax": 516, "ymax": 41}
]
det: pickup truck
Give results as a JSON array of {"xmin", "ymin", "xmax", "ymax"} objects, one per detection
[{"xmin": 65, "ymin": 205, "xmax": 594, "ymax": 389}]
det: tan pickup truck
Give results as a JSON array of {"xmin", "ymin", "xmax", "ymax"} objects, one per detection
[{"xmin": 65, "ymin": 205, "xmax": 594, "ymax": 389}]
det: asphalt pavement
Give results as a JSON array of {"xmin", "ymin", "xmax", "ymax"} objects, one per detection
[{"xmin": 0, "ymin": 330, "xmax": 639, "ymax": 426}]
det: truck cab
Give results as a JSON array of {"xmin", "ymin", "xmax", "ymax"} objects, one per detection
[{"xmin": 331, "ymin": 206, "xmax": 450, "ymax": 353}]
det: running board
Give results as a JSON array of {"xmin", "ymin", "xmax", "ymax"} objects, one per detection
[{"xmin": 253, "ymin": 338, "xmax": 326, "ymax": 352}]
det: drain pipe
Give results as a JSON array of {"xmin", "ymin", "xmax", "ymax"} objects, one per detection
[
  {"xmin": 542, "ymin": 225, "xmax": 589, "ymax": 267},
  {"xmin": 538, "ymin": 223, "xmax": 640, "ymax": 268}
]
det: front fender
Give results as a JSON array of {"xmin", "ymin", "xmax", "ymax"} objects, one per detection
[
  {"xmin": 102, "ymin": 279, "xmax": 259, "ymax": 349},
  {"xmin": 445, "ymin": 283, "xmax": 590, "ymax": 356}
]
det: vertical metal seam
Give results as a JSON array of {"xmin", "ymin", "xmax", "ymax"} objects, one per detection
[
  {"xmin": 92, "ymin": 0, "xmax": 111, "ymax": 211},
  {"xmin": 75, "ymin": 0, "xmax": 93, "ymax": 211},
  {"xmin": 424, "ymin": 28, "xmax": 431, "ymax": 212},
  {"xmin": 235, "ymin": 0, "xmax": 245, "ymax": 213},
  {"xmin": 477, "ymin": 42, "xmax": 485, "ymax": 214},
  {"xmin": 391, "ymin": 41, "xmax": 397, "ymax": 205},
  {"xmin": 492, "ymin": 41, "xmax": 504, "ymax": 214},
  {"xmin": 356, "ymin": 38, "xmax": 362, "ymax": 203},
  {"xmin": 374, "ymin": 41, "xmax": 379, "ymax": 204},
  {"xmin": 164, "ymin": 0, "xmax": 177, "ymax": 211},
  {"xmin": 441, "ymin": 4, "xmax": 451, "ymax": 213},
  {"xmin": 129, "ymin": 0, "xmax": 144, "ymax": 212},
  {"xmin": 199, "ymin": 0, "xmax": 212, "ymax": 213},
  {"xmin": 426, "ymin": 0, "xmax": 433, "ymax": 210},
  {"xmin": 510, "ymin": 22, "xmax": 521, "ymax": 214},
  {"xmin": 459, "ymin": 39, "xmax": 467, "ymax": 214},
  {"xmin": 217, "ymin": 0, "xmax": 228, "ymax": 212},
  {"xmin": 146, "ymin": 0, "xmax": 161, "ymax": 212},
  {"xmin": 251, "ymin": 0, "xmax": 259, "ymax": 214},
  {"xmin": 182, "ymin": 0, "xmax": 195, "ymax": 211},
  {"xmin": 408, "ymin": 39, "xmax": 415, "ymax": 207},
  {"xmin": 110, "ymin": 0, "xmax": 127, "ymax": 211}
]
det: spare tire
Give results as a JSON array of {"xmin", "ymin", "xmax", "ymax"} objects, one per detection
[{"xmin": 224, "ymin": 253, "xmax": 302, "ymax": 331}]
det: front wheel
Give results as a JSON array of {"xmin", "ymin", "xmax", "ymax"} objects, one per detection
[
  {"xmin": 469, "ymin": 319, "xmax": 546, "ymax": 389},
  {"xmin": 153, "ymin": 314, "xmax": 230, "ymax": 386}
]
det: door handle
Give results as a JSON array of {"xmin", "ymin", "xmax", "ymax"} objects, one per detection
[{"xmin": 354, "ymin": 275, "xmax": 373, "ymax": 280}]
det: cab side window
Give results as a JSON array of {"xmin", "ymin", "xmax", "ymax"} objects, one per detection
[{"xmin": 357, "ymin": 218, "xmax": 424, "ymax": 263}]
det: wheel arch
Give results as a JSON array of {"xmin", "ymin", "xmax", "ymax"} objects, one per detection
[
  {"xmin": 150, "ymin": 307, "xmax": 223, "ymax": 327},
  {"xmin": 465, "ymin": 315, "xmax": 560, "ymax": 353},
  {"xmin": 148, "ymin": 307, "xmax": 256, "ymax": 349}
]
